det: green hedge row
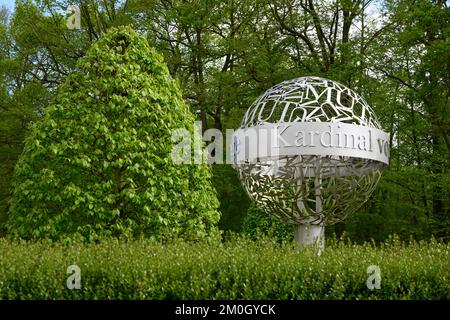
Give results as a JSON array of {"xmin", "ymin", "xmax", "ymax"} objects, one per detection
[{"xmin": 0, "ymin": 237, "xmax": 448, "ymax": 299}]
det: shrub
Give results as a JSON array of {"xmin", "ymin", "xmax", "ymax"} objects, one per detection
[
  {"xmin": 242, "ymin": 202, "xmax": 293, "ymax": 242},
  {"xmin": 7, "ymin": 26, "xmax": 220, "ymax": 241},
  {"xmin": 0, "ymin": 238, "xmax": 447, "ymax": 299}
]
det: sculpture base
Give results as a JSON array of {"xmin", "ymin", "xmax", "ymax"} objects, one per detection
[{"xmin": 293, "ymin": 223, "xmax": 324, "ymax": 253}]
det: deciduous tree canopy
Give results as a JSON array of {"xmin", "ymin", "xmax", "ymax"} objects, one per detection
[
  {"xmin": 0, "ymin": 0, "xmax": 448, "ymax": 241},
  {"xmin": 7, "ymin": 26, "xmax": 220, "ymax": 241}
]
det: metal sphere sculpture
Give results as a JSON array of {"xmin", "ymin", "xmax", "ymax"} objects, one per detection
[{"xmin": 232, "ymin": 76, "xmax": 390, "ymax": 248}]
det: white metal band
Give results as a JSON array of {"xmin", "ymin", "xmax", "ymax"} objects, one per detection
[{"xmin": 232, "ymin": 122, "xmax": 390, "ymax": 165}]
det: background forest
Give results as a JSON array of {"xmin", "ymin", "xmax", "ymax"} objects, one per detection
[{"xmin": 0, "ymin": 0, "xmax": 448, "ymax": 242}]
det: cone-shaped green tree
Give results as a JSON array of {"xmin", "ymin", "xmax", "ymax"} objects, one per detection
[{"xmin": 7, "ymin": 27, "xmax": 220, "ymax": 241}]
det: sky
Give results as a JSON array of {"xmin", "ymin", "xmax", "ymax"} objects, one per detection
[{"xmin": 0, "ymin": 0, "xmax": 15, "ymax": 13}]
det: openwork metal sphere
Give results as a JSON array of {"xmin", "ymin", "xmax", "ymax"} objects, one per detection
[{"xmin": 233, "ymin": 76, "xmax": 389, "ymax": 226}]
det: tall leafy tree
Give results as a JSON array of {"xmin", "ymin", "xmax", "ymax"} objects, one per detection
[
  {"xmin": 7, "ymin": 26, "xmax": 221, "ymax": 241},
  {"xmin": 1, "ymin": 0, "xmax": 448, "ymax": 241},
  {"xmin": 346, "ymin": 0, "xmax": 449, "ymax": 241}
]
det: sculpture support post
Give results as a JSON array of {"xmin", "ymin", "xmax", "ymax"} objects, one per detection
[
  {"xmin": 293, "ymin": 223, "xmax": 324, "ymax": 249},
  {"xmin": 294, "ymin": 158, "xmax": 325, "ymax": 253}
]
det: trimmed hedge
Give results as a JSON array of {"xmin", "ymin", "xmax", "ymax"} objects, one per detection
[{"xmin": 0, "ymin": 237, "xmax": 448, "ymax": 299}]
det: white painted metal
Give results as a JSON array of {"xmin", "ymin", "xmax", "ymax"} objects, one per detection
[
  {"xmin": 293, "ymin": 223, "xmax": 324, "ymax": 251},
  {"xmin": 232, "ymin": 122, "xmax": 390, "ymax": 166},
  {"xmin": 233, "ymin": 76, "xmax": 389, "ymax": 250}
]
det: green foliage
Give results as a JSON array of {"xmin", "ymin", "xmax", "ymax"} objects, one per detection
[
  {"xmin": 0, "ymin": 237, "xmax": 447, "ymax": 299},
  {"xmin": 212, "ymin": 165, "xmax": 250, "ymax": 232},
  {"xmin": 0, "ymin": 81, "xmax": 47, "ymax": 236},
  {"xmin": 346, "ymin": 169, "xmax": 434, "ymax": 243},
  {"xmin": 1, "ymin": 0, "xmax": 449, "ymax": 241},
  {"xmin": 351, "ymin": 0, "xmax": 450, "ymax": 241},
  {"xmin": 242, "ymin": 202, "xmax": 293, "ymax": 242},
  {"xmin": 7, "ymin": 27, "xmax": 220, "ymax": 241}
]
